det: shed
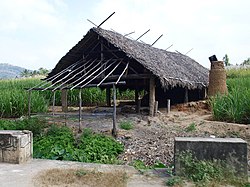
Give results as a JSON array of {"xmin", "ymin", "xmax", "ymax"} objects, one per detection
[{"xmin": 45, "ymin": 27, "xmax": 209, "ymax": 115}]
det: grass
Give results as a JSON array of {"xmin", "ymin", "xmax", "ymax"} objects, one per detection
[
  {"xmin": 119, "ymin": 120, "xmax": 134, "ymax": 130},
  {"xmin": 211, "ymin": 78, "xmax": 250, "ymax": 124},
  {"xmin": 34, "ymin": 168, "xmax": 128, "ymax": 187},
  {"xmin": 185, "ymin": 122, "xmax": 196, "ymax": 132},
  {"xmin": 211, "ymin": 68, "xmax": 250, "ymax": 124}
]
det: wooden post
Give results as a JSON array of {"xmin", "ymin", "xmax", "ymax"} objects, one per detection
[
  {"xmin": 28, "ymin": 90, "xmax": 31, "ymax": 118},
  {"xmin": 167, "ymin": 99, "xmax": 170, "ymax": 113},
  {"xmin": 106, "ymin": 87, "xmax": 111, "ymax": 107},
  {"xmin": 52, "ymin": 91, "xmax": 56, "ymax": 117},
  {"xmin": 137, "ymin": 99, "xmax": 141, "ymax": 114},
  {"xmin": 135, "ymin": 89, "xmax": 139, "ymax": 113},
  {"xmin": 61, "ymin": 89, "xmax": 68, "ymax": 112},
  {"xmin": 154, "ymin": 101, "xmax": 158, "ymax": 116},
  {"xmin": 184, "ymin": 87, "xmax": 188, "ymax": 103},
  {"xmin": 149, "ymin": 76, "xmax": 155, "ymax": 116},
  {"xmin": 112, "ymin": 84, "xmax": 117, "ymax": 138},
  {"xmin": 78, "ymin": 89, "xmax": 82, "ymax": 132}
]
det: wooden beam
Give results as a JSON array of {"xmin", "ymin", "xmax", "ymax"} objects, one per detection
[{"xmin": 149, "ymin": 76, "xmax": 155, "ymax": 116}]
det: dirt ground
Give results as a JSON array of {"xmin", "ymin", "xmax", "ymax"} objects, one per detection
[{"xmin": 48, "ymin": 101, "xmax": 250, "ymax": 168}]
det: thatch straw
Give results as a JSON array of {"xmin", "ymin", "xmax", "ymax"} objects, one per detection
[
  {"xmin": 208, "ymin": 61, "xmax": 228, "ymax": 96},
  {"xmin": 47, "ymin": 27, "xmax": 209, "ymax": 90}
]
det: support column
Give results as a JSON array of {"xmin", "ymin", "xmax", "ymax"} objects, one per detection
[
  {"xmin": 61, "ymin": 89, "xmax": 68, "ymax": 112},
  {"xmin": 28, "ymin": 90, "xmax": 31, "ymax": 118},
  {"xmin": 184, "ymin": 87, "xmax": 188, "ymax": 103},
  {"xmin": 106, "ymin": 87, "xmax": 111, "ymax": 107},
  {"xmin": 112, "ymin": 84, "xmax": 117, "ymax": 138},
  {"xmin": 149, "ymin": 76, "xmax": 155, "ymax": 116},
  {"xmin": 78, "ymin": 89, "xmax": 82, "ymax": 132},
  {"xmin": 135, "ymin": 89, "xmax": 140, "ymax": 113}
]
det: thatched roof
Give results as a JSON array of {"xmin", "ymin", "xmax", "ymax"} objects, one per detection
[{"xmin": 48, "ymin": 27, "xmax": 209, "ymax": 89}]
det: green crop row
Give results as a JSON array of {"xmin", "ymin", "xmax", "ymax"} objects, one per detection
[
  {"xmin": 0, "ymin": 78, "xmax": 135, "ymax": 118},
  {"xmin": 211, "ymin": 68, "xmax": 250, "ymax": 124}
]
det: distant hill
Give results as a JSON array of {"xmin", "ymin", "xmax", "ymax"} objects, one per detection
[{"xmin": 0, "ymin": 63, "xmax": 27, "ymax": 79}]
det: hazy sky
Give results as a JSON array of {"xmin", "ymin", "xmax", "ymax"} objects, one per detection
[{"xmin": 0, "ymin": 0, "xmax": 249, "ymax": 70}]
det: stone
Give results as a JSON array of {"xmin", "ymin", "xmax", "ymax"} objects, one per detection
[
  {"xmin": 174, "ymin": 137, "xmax": 248, "ymax": 177},
  {"xmin": 0, "ymin": 130, "xmax": 33, "ymax": 164}
]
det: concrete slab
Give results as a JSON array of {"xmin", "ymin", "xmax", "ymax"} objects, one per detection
[
  {"xmin": 0, "ymin": 159, "xmax": 166, "ymax": 187},
  {"xmin": 174, "ymin": 137, "xmax": 248, "ymax": 177}
]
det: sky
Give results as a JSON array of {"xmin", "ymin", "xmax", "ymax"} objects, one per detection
[{"xmin": 0, "ymin": 0, "xmax": 249, "ymax": 70}]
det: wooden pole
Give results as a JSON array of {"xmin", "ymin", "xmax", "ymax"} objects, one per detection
[
  {"xmin": 167, "ymin": 99, "xmax": 170, "ymax": 113},
  {"xmin": 154, "ymin": 101, "xmax": 158, "ymax": 116},
  {"xmin": 184, "ymin": 87, "xmax": 188, "ymax": 103},
  {"xmin": 112, "ymin": 84, "xmax": 117, "ymax": 138},
  {"xmin": 28, "ymin": 90, "xmax": 31, "ymax": 118},
  {"xmin": 52, "ymin": 91, "xmax": 56, "ymax": 117},
  {"xmin": 149, "ymin": 76, "xmax": 155, "ymax": 116},
  {"xmin": 78, "ymin": 89, "xmax": 82, "ymax": 132},
  {"xmin": 61, "ymin": 89, "xmax": 68, "ymax": 112},
  {"xmin": 106, "ymin": 87, "xmax": 111, "ymax": 106},
  {"xmin": 135, "ymin": 89, "xmax": 139, "ymax": 113}
]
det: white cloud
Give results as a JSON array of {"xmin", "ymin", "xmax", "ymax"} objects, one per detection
[{"xmin": 93, "ymin": 0, "xmax": 250, "ymax": 67}]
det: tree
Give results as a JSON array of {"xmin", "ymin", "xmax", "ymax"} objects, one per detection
[
  {"xmin": 223, "ymin": 54, "xmax": 231, "ymax": 66},
  {"xmin": 21, "ymin": 69, "xmax": 32, "ymax": 77},
  {"xmin": 242, "ymin": 58, "xmax": 250, "ymax": 65}
]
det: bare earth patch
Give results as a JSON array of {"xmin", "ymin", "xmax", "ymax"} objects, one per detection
[{"xmin": 34, "ymin": 168, "xmax": 128, "ymax": 187}]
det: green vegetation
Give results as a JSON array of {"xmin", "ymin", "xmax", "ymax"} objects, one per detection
[
  {"xmin": 130, "ymin": 160, "xmax": 150, "ymax": 170},
  {"xmin": 0, "ymin": 78, "xmax": 135, "ymax": 118},
  {"xmin": 211, "ymin": 68, "xmax": 250, "ymax": 124},
  {"xmin": 0, "ymin": 118, "xmax": 124, "ymax": 164},
  {"xmin": 166, "ymin": 176, "xmax": 183, "ymax": 186},
  {"xmin": 0, "ymin": 117, "xmax": 48, "ymax": 136},
  {"xmin": 119, "ymin": 120, "xmax": 134, "ymax": 130},
  {"xmin": 226, "ymin": 68, "xmax": 250, "ymax": 79},
  {"xmin": 34, "ymin": 126, "xmax": 124, "ymax": 164},
  {"xmin": 0, "ymin": 78, "xmax": 48, "ymax": 118},
  {"xmin": 185, "ymin": 122, "xmax": 196, "ymax": 132},
  {"xmin": 178, "ymin": 151, "xmax": 248, "ymax": 187}
]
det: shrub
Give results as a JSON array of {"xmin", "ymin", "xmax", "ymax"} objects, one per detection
[
  {"xmin": 78, "ymin": 129, "xmax": 124, "ymax": 164},
  {"xmin": 0, "ymin": 117, "xmax": 48, "ymax": 137}
]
